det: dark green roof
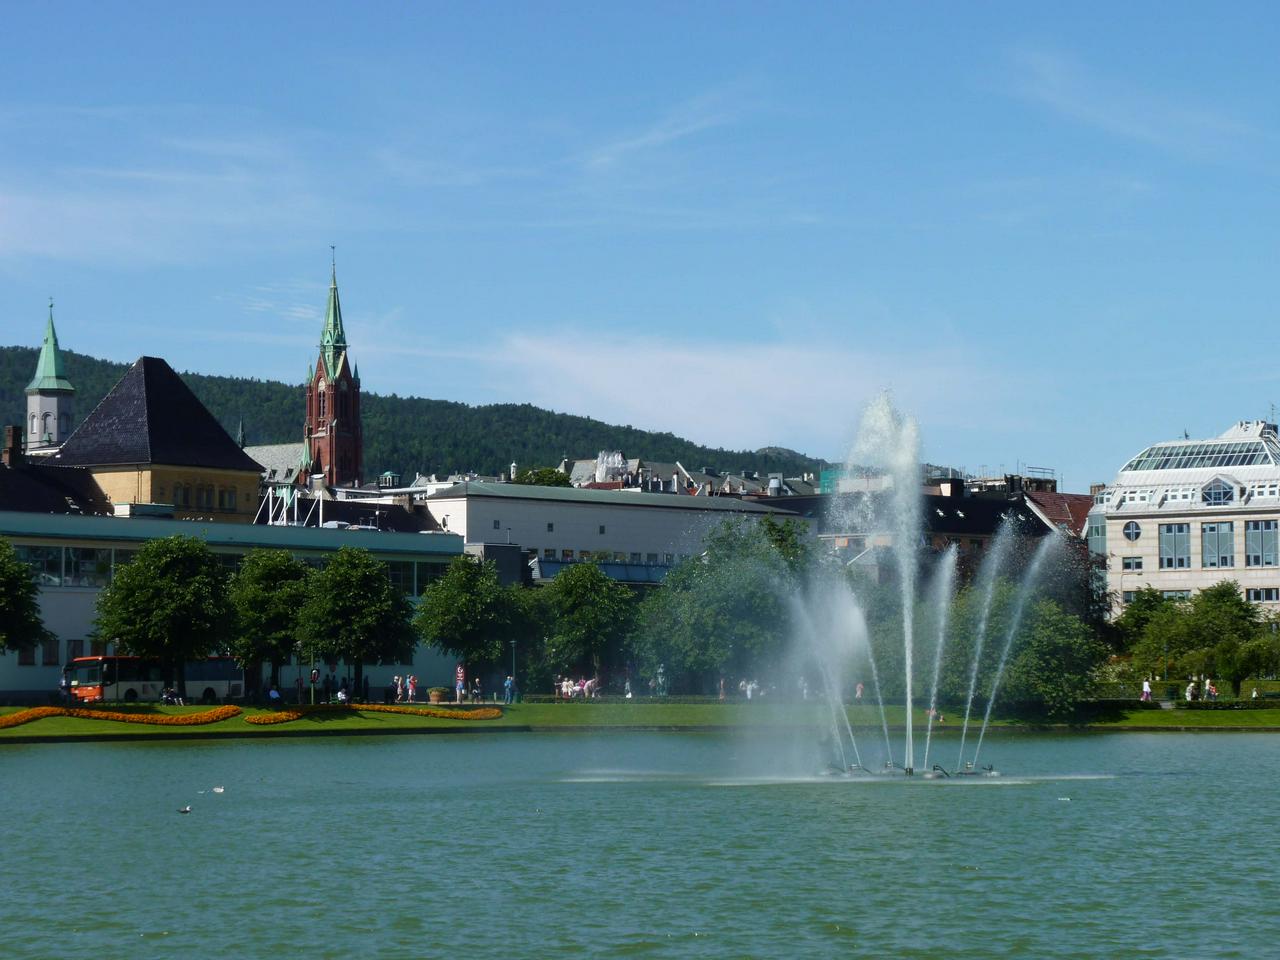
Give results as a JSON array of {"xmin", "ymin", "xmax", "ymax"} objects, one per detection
[{"xmin": 25, "ymin": 305, "xmax": 75, "ymax": 394}]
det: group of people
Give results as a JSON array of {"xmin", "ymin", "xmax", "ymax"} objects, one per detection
[
  {"xmin": 1184, "ymin": 679, "xmax": 1219, "ymax": 701},
  {"xmin": 557, "ymin": 676, "xmax": 600, "ymax": 699},
  {"xmin": 393, "ymin": 675, "xmax": 418, "ymax": 703}
]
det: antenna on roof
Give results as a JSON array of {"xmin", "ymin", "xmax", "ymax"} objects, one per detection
[{"xmin": 1183, "ymin": 428, "xmax": 1190, "ymax": 440}]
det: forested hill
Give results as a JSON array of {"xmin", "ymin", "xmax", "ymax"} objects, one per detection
[{"xmin": 0, "ymin": 346, "xmax": 833, "ymax": 480}]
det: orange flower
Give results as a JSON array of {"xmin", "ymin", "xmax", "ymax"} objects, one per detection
[
  {"xmin": 0, "ymin": 705, "xmax": 241, "ymax": 729},
  {"xmin": 243, "ymin": 703, "xmax": 503, "ymax": 725}
]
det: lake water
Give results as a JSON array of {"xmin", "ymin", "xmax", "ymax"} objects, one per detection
[{"xmin": 2, "ymin": 730, "xmax": 1276, "ymax": 959}]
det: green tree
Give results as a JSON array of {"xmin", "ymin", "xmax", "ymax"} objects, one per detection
[
  {"xmin": 227, "ymin": 549, "xmax": 310, "ymax": 689},
  {"xmin": 93, "ymin": 535, "xmax": 231, "ymax": 699},
  {"xmin": 0, "ymin": 538, "xmax": 53, "ymax": 653},
  {"xmin": 1113, "ymin": 587, "xmax": 1170, "ymax": 656},
  {"xmin": 1000, "ymin": 599, "xmax": 1110, "ymax": 718},
  {"xmin": 513, "ymin": 466, "xmax": 572, "ymax": 487},
  {"xmin": 540, "ymin": 562, "xmax": 634, "ymax": 677},
  {"xmin": 633, "ymin": 519, "xmax": 797, "ymax": 692},
  {"xmin": 413, "ymin": 555, "xmax": 522, "ymax": 668},
  {"xmin": 296, "ymin": 547, "xmax": 416, "ymax": 697}
]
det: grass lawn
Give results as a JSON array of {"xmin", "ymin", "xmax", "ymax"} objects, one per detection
[{"xmin": 4, "ymin": 700, "xmax": 1280, "ymax": 742}]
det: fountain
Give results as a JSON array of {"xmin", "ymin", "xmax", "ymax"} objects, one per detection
[{"xmin": 783, "ymin": 392, "xmax": 1066, "ymax": 780}]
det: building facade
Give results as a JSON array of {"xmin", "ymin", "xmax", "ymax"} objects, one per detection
[
  {"xmin": 0, "ymin": 510, "xmax": 464, "ymax": 702},
  {"xmin": 1090, "ymin": 420, "xmax": 1280, "ymax": 611}
]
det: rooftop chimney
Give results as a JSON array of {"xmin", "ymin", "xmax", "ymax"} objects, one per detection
[{"xmin": 2, "ymin": 425, "xmax": 22, "ymax": 468}]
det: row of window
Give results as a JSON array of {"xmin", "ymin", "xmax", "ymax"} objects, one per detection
[
  {"xmin": 16, "ymin": 638, "xmax": 103, "ymax": 667},
  {"xmin": 1115, "ymin": 479, "xmax": 1280, "ymax": 509},
  {"xmin": 1122, "ymin": 588, "xmax": 1280, "ymax": 604},
  {"xmin": 160, "ymin": 484, "xmax": 240, "ymax": 511},
  {"xmin": 1120, "ymin": 520, "xmax": 1280, "ymax": 569},
  {"xmin": 538, "ymin": 548, "xmax": 684, "ymax": 565},
  {"xmin": 12, "ymin": 544, "xmax": 447, "ymax": 597},
  {"xmin": 27, "ymin": 411, "xmax": 71, "ymax": 439}
]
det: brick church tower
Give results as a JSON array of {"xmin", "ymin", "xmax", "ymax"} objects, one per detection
[{"xmin": 303, "ymin": 261, "xmax": 363, "ymax": 488}]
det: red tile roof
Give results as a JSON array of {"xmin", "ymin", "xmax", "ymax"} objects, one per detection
[{"xmin": 1025, "ymin": 491, "xmax": 1093, "ymax": 537}]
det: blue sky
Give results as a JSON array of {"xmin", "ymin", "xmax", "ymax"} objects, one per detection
[{"xmin": 2, "ymin": 2, "xmax": 1278, "ymax": 487}]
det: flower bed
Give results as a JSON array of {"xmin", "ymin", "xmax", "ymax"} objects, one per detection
[
  {"xmin": 244, "ymin": 703, "xmax": 503, "ymax": 725},
  {"xmin": 0, "ymin": 705, "xmax": 241, "ymax": 729}
]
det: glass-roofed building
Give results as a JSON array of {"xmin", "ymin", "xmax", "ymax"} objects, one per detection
[{"xmin": 1088, "ymin": 420, "xmax": 1280, "ymax": 613}]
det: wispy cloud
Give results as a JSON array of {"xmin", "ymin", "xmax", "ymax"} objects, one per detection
[
  {"xmin": 582, "ymin": 89, "xmax": 744, "ymax": 170},
  {"xmin": 1008, "ymin": 48, "xmax": 1263, "ymax": 163},
  {"xmin": 357, "ymin": 323, "xmax": 1025, "ymax": 459}
]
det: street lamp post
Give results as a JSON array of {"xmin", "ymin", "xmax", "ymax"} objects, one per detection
[{"xmin": 510, "ymin": 640, "xmax": 517, "ymax": 701}]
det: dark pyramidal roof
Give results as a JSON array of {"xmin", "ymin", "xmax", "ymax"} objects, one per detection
[{"xmin": 52, "ymin": 356, "xmax": 263, "ymax": 472}]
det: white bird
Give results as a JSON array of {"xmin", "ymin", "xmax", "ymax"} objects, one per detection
[
  {"xmin": 212, "ymin": 786, "xmax": 225, "ymax": 794},
  {"xmin": 178, "ymin": 805, "xmax": 191, "ymax": 814}
]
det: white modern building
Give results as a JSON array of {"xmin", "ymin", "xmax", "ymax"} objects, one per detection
[
  {"xmin": 417, "ymin": 481, "xmax": 807, "ymax": 585},
  {"xmin": 1089, "ymin": 420, "xmax": 1280, "ymax": 611}
]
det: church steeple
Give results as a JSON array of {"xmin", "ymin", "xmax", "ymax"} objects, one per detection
[
  {"xmin": 25, "ymin": 299, "xmax": 76, "ymax": 451},
  {"xmin": 319, "ymin": 250, "xmax": 347, "ymax": 379},
  {"xmin": 304, "ymin": 255, "xmax": 363, "ymax": 488},
  {"xmin": 26, "ymin": 300, "xmax": 75, "ymax": 394}
]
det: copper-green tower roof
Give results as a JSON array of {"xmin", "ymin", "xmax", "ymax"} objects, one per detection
[
  {"xmin": 26, "ymin": 301, "xmax": 76, "ymax": 395},
  {"xmin": 319, "ymin": 260, "xmax": 348, "ymax": 380}
]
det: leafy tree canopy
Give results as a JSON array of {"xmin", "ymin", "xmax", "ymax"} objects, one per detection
[
  {"xmin": 539, "ymin": 562, "xmax": 635, "ymax": 677},
  {"xmin": 227, "ymin": 549, "xmax": 310, "ymax": 686},
  {"xmin": 296, "ymin": 546, "xmax": 416, "ymax": 694},
  {"xmin": 0, "ymin": 538, "xmax": 52, "ymax": 652},
  {"xmin": 93, "ymin": 535, "xmax": 231, "ymax": 693},
  {"xmin": 413, "ymin": 555, "xmax": 523, "ymax": 667}
]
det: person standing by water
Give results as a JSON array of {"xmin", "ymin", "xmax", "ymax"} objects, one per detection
[
  {"xmin": 407, "ymin": 675, "xmax": 417, "ymax": 703},
  {"xmin": 503, "ymin": 675, "xmax": 513, "ymax": 704},
  {"xmin": 855, "ymin": 682, "xmax": 864, "ymax": 703},
  {"xmin": 455, "ymin": 663, "xmax": 466, "ymax": 704},
  {"xmin": 1141, "ymin": 679, "xmax": 1152, "ymax": 702}
]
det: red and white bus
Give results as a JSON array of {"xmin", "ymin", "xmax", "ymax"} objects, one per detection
[{"xmin": 66, "ymin": 655, "xmax": 245, "ymax": 704}]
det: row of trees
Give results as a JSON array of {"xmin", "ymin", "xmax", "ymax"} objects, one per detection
[{"xmin": 1114, "ymin": 583, "xmax": 1280, "ymax": 696}]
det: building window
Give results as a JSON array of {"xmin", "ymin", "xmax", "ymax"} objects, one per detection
[
  {"xmin": 42, "ymin": 638, "xmax": 59, "ymax": 666},
  {"xmin": 1247, "ymin": 588, "xmax": 1280, "ymax": 602},
  {"xmin": 493, "ymin": 519, "xmax": 501, "ymax": 530},
  {"xmin": 1162, "ymin": 590, "xmax": 1191, "ymax": 600},
  {"xmin": 630, "ymin": 552, "xmax": 641, "ymax": 563},
  {"xmin": 15, "ymin": 545, "xmax": 62, "ymax": 585},
  {"xmin": 1122, "ymin": 591, "xmax": 1136, "ymax": 604},
  {"xmin": 318, "ymin": 389, "xmax": 326, "ymax": 419},
  {"xmin": 66, "ymin": 547, "xmax": 112, "ymax": 587},
  {"xmin": 1202, "ymin": 479, "xmax": 1235, "ymax": 506},
  {"xmin": 561, "ymin": 550, "xmax": 574, "ymax": 561},
  {"xmin": 66, "ymin": 639, "xmax": 84, "ymax": 660},
  {"xmin": 1202, "ymin": 522, "xmax": 1235, "ymax": 569},
  {"xmin": 1246, "ymin": 520, "xmax": 1279, "ymax": 567},
  {"xmin": 227, "ymin": 489, "xmax": 237, "ymax": 511},
  {"xmin": 1122, "ymin": 557, "xmax": 1143, "ymax": 571},
  {"xmin": 28, "ymin": 412, "xmax": 36, "ymax": 436},
  {"xmin": 546, "ymin": 522, "xmax": 554, "ymax": 533},
  {"xmin": 646, "ymin": 553, "xmax": 658, "ymax": 564},
  {"xmin": 1123, "ymin": 521, "xmax": 1141, "ymax": 542},
  {"xmin": 580, "ymin": 550, "xmax": 591, "ymax": 561},
  {"xmin": 543, "ymin": 548, "xmax": 555, "ymax": 560},
  {"xmin": 664, "ymin": 553, "xmax": 674, "ymax": 565},
  {"xmin": 599, "ymin": 525, "xmax": 606, "ymax": 535},
  {"xmin": 18, "ymin": 646, "xmax": 35, "ymax": 666},
  {"xmin": 969, "ymin": 539, "xmax": 983, "ymax": 551},
  {"xmin": 1158, "ymin": 524, "xmax": 1190, "ymax": 569}
]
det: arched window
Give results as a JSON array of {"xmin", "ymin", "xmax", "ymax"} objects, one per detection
[
  {"xmin": 28, "ymin": 413, "xmax": 36, "ymax": 436},
  {"xmin": 41, "ymin": 412, "xmax": 52, "ymax": 437},
  {"xmin": 1202, "ymin": 478, "xmax": 1235, "ymax": 506}
]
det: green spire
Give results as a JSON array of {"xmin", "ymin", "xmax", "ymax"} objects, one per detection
[
  {"xmin": 26, "ymin": 299, "xmax": 75, "ymax": 395},
  {"xmin": 319, "ymin": 250, "xmax": 347, "ymax": 379}
]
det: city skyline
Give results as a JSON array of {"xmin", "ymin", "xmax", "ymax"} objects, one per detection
[{"xmin": 3, "ymin": 2, "xmax": 1279, "ymax": 488}]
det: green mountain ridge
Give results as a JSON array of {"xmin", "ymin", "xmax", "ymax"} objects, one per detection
[{"xmin": 0, "ymin": 346, "xmax": 835, "ymax": 481}]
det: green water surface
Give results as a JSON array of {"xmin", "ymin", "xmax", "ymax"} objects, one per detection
[{"xmin": 2, "ymin": 731, "xmax": 1274, "ymax": 958}]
